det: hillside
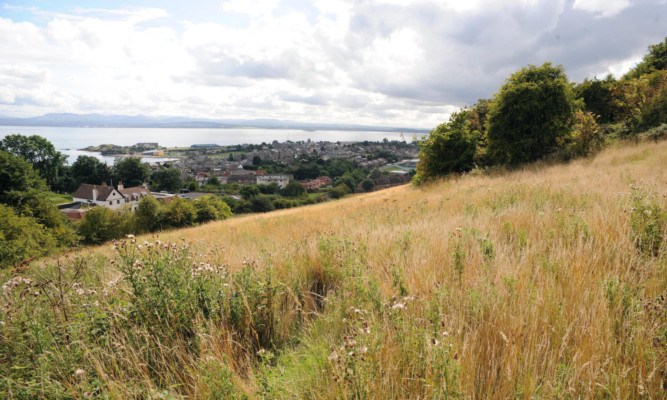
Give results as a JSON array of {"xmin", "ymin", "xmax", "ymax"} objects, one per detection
[{"xmin": 2, "ymin": 140, "xmax": 666, "ymax": 398}]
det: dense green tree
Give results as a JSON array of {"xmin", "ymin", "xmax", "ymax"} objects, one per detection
[
  {"xmin": 625, "ymin": 37, "xmax": 667, "ymax": 79},
  {"xmin": 328, "ymin": 184, "xmax": 351, "ymax": 199},
  {"xmin": 361, "ymin": 179, "xmax": 375, "ymax": 192},
  {"xmin": 207, "ymin": 176, "xmax": 221, "ymax": 186},
  {"xmin": 162, "ymin": 198, "xmax": 196, "ymax": 228},
  {"xmin": 574, "ymin": 76, "xmax": 619, "ymax": 123},
  {"xmin": 150, "ymin": 167, "xmax": 183, "ymax": 192},
  {"xmin": 250, "ymin": 195, "xmax": 275, "ymax": 213},
  {"xmin": 240, "ymin": 185, "xmax": 260, "ymax": 200},
  {"xmin": 187, "ymin": 181, "xmax": 199, "ymax": 191},
  {"xmin": 293, "ymin": 163, "xmax": 321, "ymax": 180},
  {"xmin": 194, "ymin": 195, "xmax": 232, "ymax": 223},
  {"xmin": 112, "ymin": 157, "xmax": 150, "ymax": 188},
  {"xmin": 487, "ymin": 62, "xmax": 576, "ymax": 165},
  {"xmin": 135, "ymin": 196, "xmax": 163, "ymax": 233},
  {"xmin": 0, "ymin": 134, "xmax": 67, "ymax": 190},
  {"xmin": 414, "ymin": 110, "xmax": 481, "ymax": 182},
  {"xmin": 0, "ymin": 204, "xmax": 57, "ymax": 268},
  {"xmin": 71, "ymin": 155, "xmax": 111, "ymax": 186},
  {"xmin": 0, "ymin": 150, "xmax": 48, "ymax": 206},
  {"xmin": 77, "ymin": 206, "xmax": 125, "ymax": 245},
  {"xmin": 280, "ymin": 181, "xmax": 305, "ymax": 198},
  {"xmin": 258, "ymin": 183, "xmax": 280, "ymax": 195}
]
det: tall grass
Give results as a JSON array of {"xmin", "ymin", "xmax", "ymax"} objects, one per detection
[{"xmin": 1, "ymin": 140, "xmax": 665, "ymax": 398}]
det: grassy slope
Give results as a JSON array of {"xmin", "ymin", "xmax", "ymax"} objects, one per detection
[{"xmin": 4, "ymin": 140, "xmax": 666, "ymax": 398}]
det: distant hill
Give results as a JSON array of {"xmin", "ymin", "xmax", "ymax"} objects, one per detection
[{"xmin": 0, "ymin": 113, "xmax": 428, "ymax": 133}]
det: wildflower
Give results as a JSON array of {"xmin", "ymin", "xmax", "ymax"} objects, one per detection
[
  {"xmin": 357, "ymin": 346, "xmax": 368, "ymax": 354},
  {"xmin": 74, "ymin": 369, "xmax": 86, "ymax": 378},
  {"xmin": 328, "ymin": 351, "xmax": 339, "ymax": 361},
  {"xmin": 126, "ymin": 234, "xmax": 135, "ymax": 239},
  {"xmin": 391, "ymin": 302, "xmax": 405, "ymax": 310}
]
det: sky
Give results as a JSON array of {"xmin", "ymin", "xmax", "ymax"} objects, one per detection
[{"xmin": 0, "ymin": 0, "xmax": 665, "ymax": 129}]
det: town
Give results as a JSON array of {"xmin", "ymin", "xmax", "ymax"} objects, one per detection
[{"xmin": 60, "ymin": 138, "xmax": 419, "ymax": 219}]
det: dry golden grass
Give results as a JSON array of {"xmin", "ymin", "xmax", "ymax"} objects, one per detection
[{"xmin": 10, "ymin": 140, "xmax": 667, "ymax": 398}]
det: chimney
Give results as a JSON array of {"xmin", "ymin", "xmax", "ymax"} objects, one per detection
[
  {"xmin": 92, "ymin": 185, "xmax": 98, "ymax": 202},
  {"xmin": 102, "ymin": 182, "xmax": 107, "ymax": 187},
  {"xmin": 118, "ymin": 181, "xmax": 124, "ymax": 190},
  {"xmin": 142, "ymin": 180, "xmax": 148, "ymax": 188}
]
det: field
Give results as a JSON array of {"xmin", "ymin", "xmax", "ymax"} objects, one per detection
[
  {"xmin": 1, "ymin": 140, "xmax": 665, "ymax": 398},
  {"xmin": 46, "ymin": 192, "xmax": 73, "ymax": 205}
]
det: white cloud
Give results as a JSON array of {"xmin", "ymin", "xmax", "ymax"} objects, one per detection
[
  {"xmin": 572, "ymin": 0, "xmax": 632, "ymax": 18},
  {"xmin": 0, "ymin": 1, "xmax": 664, "ymax": 128}
]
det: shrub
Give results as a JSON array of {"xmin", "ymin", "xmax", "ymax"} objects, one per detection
[
  {"xmin": 77, "ymin": 206, "xmax": 126, "ymax": 245},
  {"xmin": 0, "ymin": 204, "xmax": 57, "ymax": 268},
  {"xmin": 162, "ymin": 198, "xmax": 196, "ymax": 228},
  {"xmin": 415, "ymin": 110, "xmax": 481, "ymax": 183}
]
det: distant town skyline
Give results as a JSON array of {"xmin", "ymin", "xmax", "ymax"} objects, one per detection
[{"xmin": 0, "ymin": 0, "xmax": 665, "ymax": 129}]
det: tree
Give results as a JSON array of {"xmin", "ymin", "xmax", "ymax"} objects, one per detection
[
  {"xmin": 187, "ymin": 181, "xmax": 199, "ymax": 191},
  {"xmin": 625, "ymin": 37, "xmax": 667, "ymax": 80},
  {"xmin": 113, "ymin": 157, "xmax": 150, "ymax": 188},
  {"xmin": 135, "ymin": 196, "xmax": 163, "ymax": 233},
  {"xmin": 487, "ymin": 62, "xmax": 576, "ymax": 165},
  {"xmin": 414, "ymin": 110, "xmax": 481, "ymax": 182},
  {"xmin": 207, "ymin": 176, "xmax": 221, "ymax": 186},
  {"xmin": 280, "ymin": 181, "xmax": 305, "ymax": 198},
  {"xmin": 71, "ymin": 155, "xmax": 111, "ymax": 186},
  {"xmin": 0, "ymin": 150, "xmax": 48, "ymax": 206},
  {"xmin": 194, "ymin": 195, "xmax": 232, "ymax": 223},
  {"xmin": 240, "ymin": 185, "xmax": 260, "ymax": 200},
  {"xmin": 0, "ymin": 204, "xmax": 57, "ymax": 268},
  {"xmin": 250, "ymin": 195, "xmax": 275, "ymax": 213},
  {"xmin": 77, "ymin": 206, "xmax": 124, "ymax": 245},
  {"xmin": 150, "ymin": 167, "xmax": 183, "ymax": 192},
  {"xmin": 361, "ymin": 179, "xmax": 375, "ymax": 192},
  {"xmin": 162, "ymin": 198, "xmax": 196, "ymax": 228},
  {"xmin": 0, "ymin": 134, "xmax": 68, "ymax": 190},
  {"xmin": 574, "ymin": 76, "xmax": 619, "ymax": 124}
]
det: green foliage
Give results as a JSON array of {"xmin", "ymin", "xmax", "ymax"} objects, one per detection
[
  {"xmin": 71, "ymin": 155, "xmax": 111, "ymax": 186},
  {"xmin": 568, "ymin": 110, "xmax": 604, "ymax": 157},
  {"xmin": 77, "ymin": 206, "xmax": 127, "ymax": 245},
  {"xmin": 280, "ymin": 181, "xmax": 305, "ymax": 198},
  {"xmin": 414, "ymin": 110, "xmax": 481, "ymax": 182},
  {"xmin": 0, "ymin": 134, "xmax": 68, "ymax": 190},
  {"xmin": 251, "ymin": 195, "xmax": 275, "ymax": 213},
  {"xmin": 0, "ymin": 204, "xmax": 57, "ymax": 268},
  {"xmin": 187, "ymin": 180, "xmax": 199, "ymax": 191},
  {"xmin": 328, "ymin": 184, "xmax": 351, "ymax": 199},
  {"xmin": 163, "ymin": 198, "xmax": 196, "ymax": 228},
  {"xmin": 135, "ymin": 195, "xmax": 162, "ymax": 233},
  {"xmin": 0, "ymin": 150, "xmax": 48, "ymax": 206},
  {"xmin": 150, "ymin": 167, "xmax": 183, "ymax": 192},
  {"xmin": 630, "ymin": 190, "xmax": 666, "ymax": 257},
  {"xmin": 361, "ymin": 178, "xmax": 375, "ymax": 192},
  {"xmin": 487, "ymin": 63, "xmax": 576, "ymax": 165},
  {"xmin": 575, "ymin": 75, "xmax": 619, "ymax": 124},
  {"xmin": 624, "ymin": 37, "xmax": 667, "ymax": 80},
  {"xmin": 112, "ymin": 157, "xmax": 150, "ymax": 188},
  {"xmin": 207, "ymin": 175, "xmax": 221, "ymax": 186},
  {"xmin": 240, "ymin": 185, "xmax": 260, "ymax": 200},
  {"xmin": 194, "ymin": 195, "xmax": 232, "ymax": 223}
]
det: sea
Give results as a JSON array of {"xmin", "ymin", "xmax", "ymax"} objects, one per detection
[{"xmin": 0, "ymin": 126, "xmax": 418, "ymax": 165}]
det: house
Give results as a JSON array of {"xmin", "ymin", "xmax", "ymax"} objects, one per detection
[
  {"xmin": 72, "ymin": 183, "xmax": 127, "ymax": 210},
  {"xmin": 228, "ymin": 174, "xmax": 257, "ymax": 185},
  {"xmin": 195, "ymin": 171, "xmax": 211, "ymax": 184},
  {"xmin": 117, "ymin": 181, "xmax": 151, "ymax": 211},
  {"xmin": 256, "ymin": 174, "xmax": 292, "ymax": 188},
  {"xmin": 300, "ymin": 176, "xmax": 332, "ymax": 190}
]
